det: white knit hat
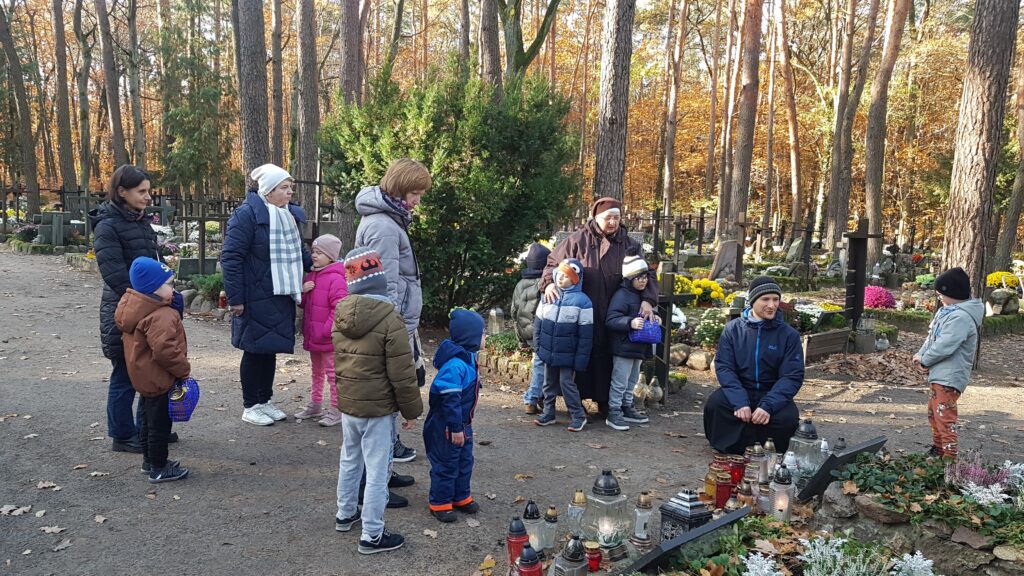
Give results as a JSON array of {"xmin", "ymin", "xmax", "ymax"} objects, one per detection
[
  {"xmin": 250, "ymin": 163, "xmax": 292, "ymax": 197},
  {"xmin": 622, "ymin": 255, "xmax": 648, "ymax": 279}
]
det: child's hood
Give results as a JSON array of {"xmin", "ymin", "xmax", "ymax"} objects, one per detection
[
  {"xmin": 939, "ymin": 298, "xmax": 985, "ymax": 327},
  {"xmin": 115, "ymin": 289, "xmax": 168, "ymax": 333},
  {"xmin": 433, "ymin": 308, "xmax": 485, "ymax": 368},
  {"xmin": 335, "ymin": 294, "xmax": 395, "ymax": 339}
]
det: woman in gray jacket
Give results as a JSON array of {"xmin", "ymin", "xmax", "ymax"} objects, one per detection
[{"xmin": 354, "ymin": 158, "xmax": 432, "ymax": 504}]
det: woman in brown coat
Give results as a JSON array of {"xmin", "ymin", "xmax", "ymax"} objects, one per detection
[{"xmin": 541, "ymin": 197, "xmax": 659, "ymax": 414}]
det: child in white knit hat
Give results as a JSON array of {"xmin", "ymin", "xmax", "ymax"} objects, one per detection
[{"xmin": 603, "ymin": 255, "xmax": 657, "ymax": 431}]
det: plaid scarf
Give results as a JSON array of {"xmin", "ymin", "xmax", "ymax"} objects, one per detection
[{"xmin": 265, "ymin": 200, "xmax": 304, "ymax": 303}]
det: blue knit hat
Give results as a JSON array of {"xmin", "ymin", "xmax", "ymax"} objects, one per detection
[
  {"xmin": 344, "ymin": 247, "xmax": 388, "ymax": 296},
  {"xmin": 449, "ymin": 308, "xmax": 485, "ymax": 353},
  {"xmin": 129, "ymin": 257, "xmax": 174, "ymax": 294}
]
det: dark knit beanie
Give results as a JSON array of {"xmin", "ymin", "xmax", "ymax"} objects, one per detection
[
  {"xmin": 344, "ymin": 248, "xmax": 388, "ymax": 296},
  {"xmin": 748, "ymin": 276, "xmax": 782, "ymax": 304},
  {"xmin": 935, "ymin": 267, "xmax": 971, "ymax": 301},
  {"xmin": 590, "ymin": 197, "xmax": 623, "ymax": 218},
  {"xmin": 523, "ymin": 243, "xmax": 551, "ymax": 280}
]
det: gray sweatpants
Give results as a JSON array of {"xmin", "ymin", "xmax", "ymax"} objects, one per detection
[
  {"xmin": 336, "ymin": 413, "xmax": 394, "ymax": 540},
  {"xmin": 543, "ymin": 364, "xmax": 585, "ymax": 422}
]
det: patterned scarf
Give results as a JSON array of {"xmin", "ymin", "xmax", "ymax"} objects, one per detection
[
  {"xmin": 381, "ymin": 191, "xmax": 412, "ymax": 230},
  {"xmin": 264, "ymin": 198, "xmax": 304, "ymax": 303}
]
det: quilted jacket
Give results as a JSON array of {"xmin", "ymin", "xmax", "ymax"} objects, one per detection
[
  {"xmin": 533, "ymin": 264, "xmax": 594, "ymax": 371},
  {"xmin": 299, "ymin": 262, "xmax": 348, "ymax": 352}
]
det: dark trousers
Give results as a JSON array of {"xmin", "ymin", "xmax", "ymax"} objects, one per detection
[
  {"xmin": 240, "ymin": 352, "xmax": 276, "ymax": 408},
  {"xmin": 140, "ymin": 392, "xmax": 172, "ymax": 468},
  {"xmin": 703, "ymin": 388, "xmax": 800, "ymax": 455},
  {"xmin": 107, "ymin": 356, "xmax": 142, "ymax": 441},
  {"xmin": 426, "ymin": 425, "xmax": 475, "ymax": 510}
]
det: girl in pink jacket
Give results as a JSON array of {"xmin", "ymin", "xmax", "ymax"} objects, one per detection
[{"xmin": 297, "ymin": 234, "xmax": 348, "ymax": 425}]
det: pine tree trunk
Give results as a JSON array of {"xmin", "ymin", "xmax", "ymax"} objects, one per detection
[
  {"xmin": 775, "ymin": 0, "xmax": 802, "ymax": 238},
  {"xmin": 864, "ymin": 0, "xmax": 911, "ymax": 267},
  {"xmin": 716, "ymin": 0, "xmax": 740, "ymax": 240},
  {"xmin": 339, "ymin": 0, "xmax": 362, "ymax": 104},
  {"xmin": 944, "ymin": 0, "xmax": 1020, "ymax": 294},
  {"xmin": 762, "ymin": 5, "xmax": 776, "ymax": 237},
  {"xmin": 592, "ymin": 0, "xmax": 637, "ymax": 202},
  {"xmin": 52, "ymin": 0, "xmax": 77, "ymax": 190},
  {"xmin": 824, "ymin": 0, "xmax": 856, "ymax": 251},
  {"xmin": 479, "ymin": 0, "xmax": 503, "ymax": 90},
  {"xmin": 94, "ymin": 0, "xmax": 128, "ymax": 167},
  {"xmin": 496, "ymin": 0, "xmax": 562, "ymax": 82},
  {"xmin": 296, "ymin": 0, "xmax": 320, "ymax": 229},
  {"xmin": 660, "ymin": 0, "xmax": 689, "ymax": 217},
  {"xmin": 728, "ymin": 0, "xmax": 763, "ymax": 223},
  {"xmin": 0, "ymin": 6, "xmax": 40, "ymax": 215},
  {"xmin": 994, "ymin": 56, "xmax": 1024, "ymax": 271},
  {"xmin": 460, "ymin": 0, "xmax": 471, "ymax": 68},
  {"xmin": 703, "ymin": 0, "xmax": 722, "ymax": 201},
  {"xmin": 127, "ymin": 0, "xmax": 146, "ymax": 169},
  {"xmin": 157, "ymin": 0, "xmax": 175, "ymax": 182},
  {"xmin": 235, "ymin": 0, "xmax": 270, "ymax": 179},
  {"xmin": 271, "ymin": 0, "xmax": 284, "ymax": 166},
  {"xmin": 73, "ymin": 0, "xmax": 92, "ymax": 191}
]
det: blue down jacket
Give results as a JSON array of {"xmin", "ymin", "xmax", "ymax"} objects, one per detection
[
  {"xmin": 713, "ymin": 309, "xmax": 805, "ymax": 415},
  {"xmin": 533, "ymin": 272, "xmax": 594, "ymax": 372},
  {"xmin": 220, "ymin": 191, "xmax": 312, "ymax": 354},
  {"xmin": 91, "ymin": 201, "xmax": 160, "ymax": 360},
  {"xmin": 605, "ymin": 280, "xmax": 655, "ymax": 360}
]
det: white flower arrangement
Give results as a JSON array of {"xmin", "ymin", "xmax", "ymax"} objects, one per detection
[
  {"xmin": 890, "ymin": 551, "xmax": 938, "ymax": 576},
  {"xmin": 742, "ymin": 552, "xmax": 784, "ymax": 576},
  {"xmin": 961, "ymin": 482, "xmax": 1012, "ymax": 506}
]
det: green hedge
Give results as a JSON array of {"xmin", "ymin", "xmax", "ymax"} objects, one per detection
[{"xmin": 982, "ymin": 313, "xmax": 1024, "ymax": 337}]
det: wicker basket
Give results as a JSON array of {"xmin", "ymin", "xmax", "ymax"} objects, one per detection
[{"xmin": 168, "ymin": 377, "xmax": 200, "ymax": 422}]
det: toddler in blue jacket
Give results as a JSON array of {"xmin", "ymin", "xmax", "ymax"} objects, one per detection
[
  {"xmin": 533, "ymin": 259, "xmax": 594, "ymax": 432},
  {"xmin": 424, "ymin": 308, "xmax": 486, "ymax": 523}
]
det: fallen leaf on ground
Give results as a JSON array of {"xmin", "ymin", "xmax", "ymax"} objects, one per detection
[
  {"xmin": 316, "ymin": 440, "xmax": 327, "ymax": 446},
  {"xmin": 614, "ymin": 468, "xmax": 628, "ymax": 473},
  {"xmin": 173, "ymin": 495, "xmax": 181, "ymax": 501},
  {"xmin": 466, "ymin": 518, "xmax": 481, "ymax": 528},
  {"xmin": 21, "ymin": 550, "xmax": 30, "ymax": 555},
  {"xmin": 52, "ymin": 539, "xmax": 72, "ymax": 552},
  {"xmin": 35, "ymin": 510, "xmax": 45, "ymax": 517},
  {"xmin": 477, "ymin": 440, "xmax": 492, "ymax": 446},
  {"xmin": 585, "ymin": 443, "xmax": 607, "ymax": 449},
  {"xmin": 753, "ymin": 539, "xmax": 778, "ymax": 555},
  {"xmin": 1, "ymin": 505, "xmax": 30, "ymax": 516},
  {"xmin": 553, "ymin": 465, "xmax": 566, "ymax": 470},
  {"xmin": 485, "ymin": 493, "xmax": 497, "ymax": 500},
  {"xmin": 22, "ymin": 433, "xmax": 38, "ymax": 439},
  {"xmin": 72, "ymin": 464, "xmax": 87, "ymax": 470},
  {"xmin": 146, "ymin": 491, "xmax": 157, "ymax": 500},
  {"xmin": 40, "ymin": 526, "xmax": 64, "ymax": 534},
  {"xmin": 423, "ymin": 528, "xmax": 438, "ymax": 539},
  {"xmin": 656, "ymin": 477, "xmax": 670, "ymax": 485},
  {"xmin": 842, "ymin": 481, "xmax": 859, "ymax": 495},
  {"xmin": 36, "ymin": 481, "xmax": 57, "ymax": 490},
  {"xmin": 89, "ymin": 437, "xmax": 104, "ymax": 441},
  {"xmin": 94, "ymin": 515, "xmax": 106, "ymax": 523},
  {"xmin": 475, "ymin": 555, "xmax": 496, "ymax": 576},
  {"xmin": 89, "ymin": 422, "xmax": 99, "ymax": 428},
  {"xmin": 664, "ymin": 431, "xmax": 687, "ymax": 438},
  {"xmin": 513, "ymin": 496, "xmax": 525, "ymax": 504},
  {"xmin": 89, "ymin": 471, "xmax": 109, "ymax": 477},
  {"xmin": 909, "ymin": 502, "xmax": 923, "ymax": 513},
  {"xmin": 514, "ymin": 473, "xmax": 534, "ymax": 482}
]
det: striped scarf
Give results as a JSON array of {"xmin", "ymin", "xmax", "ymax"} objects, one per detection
[{"xmin": 265, "ymin": 200, "xmax": 304, "ymax": 303}]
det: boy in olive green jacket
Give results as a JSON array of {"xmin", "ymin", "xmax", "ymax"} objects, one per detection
[{"xmin": 332, "ymin": 248, "xmax": 423, "ymax": 555}]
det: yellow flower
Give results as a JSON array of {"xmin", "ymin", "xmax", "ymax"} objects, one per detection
[{"xmin": 694, "ymin": 288, "xmax": 704, "ymax": 296}]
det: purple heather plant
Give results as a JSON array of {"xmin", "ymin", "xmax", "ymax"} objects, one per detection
[
  {"xmin": 945, "ymin": 452, "xmax": 1010, "ymax": 488},
  {"xmin": 864, "ymin": 286, "xmax": 897, "ymax": 309}
]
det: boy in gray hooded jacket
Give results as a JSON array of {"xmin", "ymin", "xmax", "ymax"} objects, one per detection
[{"xmin": 913, "ymin": 267, "xmax": 984, "ymax": 458}]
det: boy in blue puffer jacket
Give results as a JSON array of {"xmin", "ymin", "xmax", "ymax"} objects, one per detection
[
  {"xmin": 533, "ymin": 259, "xmax": 594, "ymax": 432},
  {"xmin": 424, "ymin": 309, "xmax": 486, "ymax": 523},
  {"xmin": 605, "ymin": 255, "xmax": 657, "ymax": 431}
]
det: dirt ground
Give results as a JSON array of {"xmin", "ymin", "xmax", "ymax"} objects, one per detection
[{"xmin": 2, "ymin": 251, "xmax": 1024, "ymax": 576}]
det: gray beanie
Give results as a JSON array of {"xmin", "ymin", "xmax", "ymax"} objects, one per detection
[{"xmin": 747, "ymin": 276, "xmax": 782, "ymax": 304}]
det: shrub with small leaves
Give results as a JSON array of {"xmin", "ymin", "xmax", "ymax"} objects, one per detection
[
  {"xmin": 742, "ymin": 552, "xmax": 784, "ymax": 576},
  {"xmin": 485, "ymin": 331, "xmax": 520, "ymax": 356}
]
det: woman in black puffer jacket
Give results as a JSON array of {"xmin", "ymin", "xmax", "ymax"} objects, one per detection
[{"xmin": 91, "ymin": 165, "xmax": 162, "ymax": 454}]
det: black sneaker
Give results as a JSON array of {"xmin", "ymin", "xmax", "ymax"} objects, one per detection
[
  {"xmin": 148, "ymin": 462, "xmax": 189, "ymax": 484},
  {"xmin": 112, "ymin": 438, "xmax": 143, "ymax": 454},
  {"xmin": 358, "ymin": 528, "xmax": 405, "ymax": 555},
  {"xmin": 141, "ymin": 459, "xmax": 179, "ymax": 474},
  {"xmin": 621, "ymin": 406, "xmax": 650, "ymax": 424},
  {"xmin": 360, "ymin": 489, "xmax": 409, "ymax": 509},
  {"xmin": 454, "ymin": 500, "xmax": 480, "ymax": 514},
  {"xmin": 392, "ymin": 437, "xmax": 417, "ymax": 463},
  {"xmin": 388, "ymin": 471, "xmax": 415, "ymax": 488},
  {"xmin": 335, "ymin": 507, "xmax": 362, "ymax": 532},
  {"xmin": 431, "ymin": 509, "xmax": 457, "ymax": 523},
  {"xmin": 168, "ymin": 432, "xmax": 179, "ymax": 443}
]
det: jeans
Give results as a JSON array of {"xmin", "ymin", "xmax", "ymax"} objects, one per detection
[
  {"xmin": 543, "ymin": 364, "xmax": 584, "ymax": 421},
  {"xmin": 140, "ymin": 392, "xmax": 172, "ymax": 468},
  {"xmin": 240, "ymin": 352, "xmax": 276, "ymax": 408},
  {"xmin": 609, "ymin": 356, "xmax": 641, "ymax": 411},
  {"xmin": 309, "ymin": 351, "xmax": 337, "ymax": 407},
  {"xmin": 107, "ymin": 356, "xmax": 142, "ymax": 441},
  {"xmin": 522, "ymin": 353, "xmax": 544, "ymax": 405},
  {"xmin": 337, "ymin": 414, "xmax": 394, "ymax": 541}
]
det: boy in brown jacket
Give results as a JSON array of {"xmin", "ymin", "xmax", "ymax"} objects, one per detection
[
  {"xmin": 115, "ymin": 257, "xmax": 191, "ymax": 483},
  {"xmin": 333, "ymin": 248, "xmax": 423, "ymax": 554}
]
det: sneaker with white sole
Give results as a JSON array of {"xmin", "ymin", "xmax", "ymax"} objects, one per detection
[
  {"xmin": 319, "ymin": 407, "xmax": 342, "ymax": 427},
  {"xmin": 260, "ymin": 401, "xmax": 287, "ymax": 421},
  {"xmin": 242, "ymin": 406, "xmax": 274, "ymax": 426},
  {"xmin": 605, "ymin": 411, "xmax": 630, "ymax": 431},
  {"xmin": 392, "ymin": 437, "xmax": 417, "ymax": 463},
  {"xmin": 148, "ymin": 462, "xmax": 189, "ymax": 484},
  {"xmin": 335, "ymin": 507, "xmax": 361, "ymax": 532},
  {"xmin": 358, "ymin": 528, "xmax": 405, "ymax": 554},
  {"xmin": 621, "ymin": 406, "xmax": 650, "ymax": 424},
  {"xmin": 567, "ymin": 418, "xmax": 587, "ymax": 432},
  {"xmin": 294, "ymin": 402, "xmax": 323, "ymax": 419}
]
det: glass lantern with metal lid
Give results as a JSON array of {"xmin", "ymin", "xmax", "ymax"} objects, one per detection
[
  {"xmin": 657, "ymin": 489, "xmax": 712, "ymax": 541},
  {"xmin": 789, "ymin": 419, "xmax": 823, "ymax": 479},
  {"xmin": 566, "ymin": 488, "xmax": 587, "ymax": 537},
  {"xmin": 539, "ymin": 506, "xmax": 559, "ymax": 559},
  {"xmin": 522, "ymin": 500, "xmax": 544, "ymax": 553},
  {"xmin": 551, "ymin": 533, "xmax": 588, "ymax": 576},
  {"xmin": 629, "ymin": 492, "xmax": 654, "ymax": 553},
  {"xmin": 580, "ymin": 469, "xmax": 631, "ymax": 561},
  {"xmin": 769, "ymin": 464, "xmax": 796, "ymax": 521}
]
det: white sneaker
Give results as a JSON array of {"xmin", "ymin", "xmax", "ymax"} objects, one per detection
[
  {"xmin": 242, "ymin": 406, "xmax": 274, "ymax": 426},
  {"xmin": 259, "ymin": 401, "xmax": 287, "ymax": 421}
]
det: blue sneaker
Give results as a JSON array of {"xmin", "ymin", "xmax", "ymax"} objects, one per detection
[{"xmin": 534, "ymin": 413, "xmax": 557, "ymax": 426}]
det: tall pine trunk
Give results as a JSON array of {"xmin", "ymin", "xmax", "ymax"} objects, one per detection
[
  {"xmin": 0, "ymin": 6, "xmax": 40, "ymax": 215},
  {"xmin": 728, "ymin": 0, "xmax": 763, "ymax": 223},
  {"xmin": 479, "ymin": 0, "xmax": 503, "ymax": 90},
  {"xmin": 235, "ymin": 0, "xmax": 270, "ymax": 179},
  {"xmin": 703, "ymin": 0, "xmax": 722, "ymax": 201},
  {"xmin": 459, "ymin": 0, "xmax": 471, "ymax": 67},
  {"xmin": 994, "ymin": 57, "xmax": 1024, "ymax": 271},
  {"xmin": 52, "ymin": 0, "xmax": 77, "ymax": 189},
  {"xmin": 943, "ymin": 0, "xmax": 1020, "ymax": 294},
  {"xmin": 660, "ymin": 0, "xmax": 689, "ymax": 216},
  {"xmin": 127, "ymin": 0, "xmax": 145, "ymax": 169},
  {"xmin": 864, "ymin": 0, "xmax": 911, "ymax": 266},
  {"xmin": 592, "ymin": 0, "xmax": 637, "ymax": 201},
  {"xmin": 824, "ymin": 0, "xmax": 856, "ymax": 251},
  {"xmin": 94, "ymin": 0, "xmax": 128, "ymax": 167},
  {"xmin": 271, "ymin": 0, "xmax": 284, "ymax": 166},
  {"xmin": 339, "ymin": 0, "xmax": 362, "ymax": 104},
  {"xmin": 73, "ymin": 0, "xmax": 92, "ymax": 191},
  {"xmin": 716, "ymin": 0, "xmax": 740, "ymax": 240},
  {"xmin": 296, "ymin": 0, "xmax": 320, "ymax": 225},
  {"xmin": 775, "ymin": 0, "xmax": 802, "ymax": 237},
  {"xmin": 762, "ymin": 4, "xmax": 777, "ymax": 237}
]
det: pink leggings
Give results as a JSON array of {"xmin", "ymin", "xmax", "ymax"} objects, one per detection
[{"xmin": 310, "ymin": 351, "xmax": 338, "ymax": 407}]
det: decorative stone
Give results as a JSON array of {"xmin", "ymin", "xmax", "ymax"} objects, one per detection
[
  {"xmin": 53, "ymin": 246, "xmax": 66, "ymax": 256},
  {"xmin": 951, "ymin": 526, "xmax": 996, "ymax": 551},
  {"xmin": 986, "ymin": 288, "xmax": 1020, "ymax": 316},
  {"xmin": 190, "ymin": 295, "xmax": 206, "ymax": 312},
  {"xmin": 686, "ymin": 350, "xmax": 712, "ymax": 371},
  {"xmin": 825, "ymin": 260, "xmax": 843, "ymax": 278},
  {"xmin": 993, "ymin": 545, "xmax": 1024, "ymax": 562},
  {"xmin": 669, "ymin": 344, "xmax": 691, "ymax": 366},
  {"xmin": 212, "ymin": 308, "xmax": 227, "ymax": 321},
  {"xmin": 180, "ymin": 289, "xmax": 199, "ymax": 308},
  {"xmin": 498, "ymin": 357, "xmax": 509, "ymax": 374},
  {"xmin": 854, "ymin": 495, "xmax": 910, "ymax": 524},
  {"xmin": 822, "ymin": 483, "xmax": 858, "ymax": 519},
  {"xmin": 199, "ymin": 299, "xmax": 215, "ymax": 313},
  {"xmin": 785, "ymin": 238, "xmax": 804, "ymax": 263}
]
